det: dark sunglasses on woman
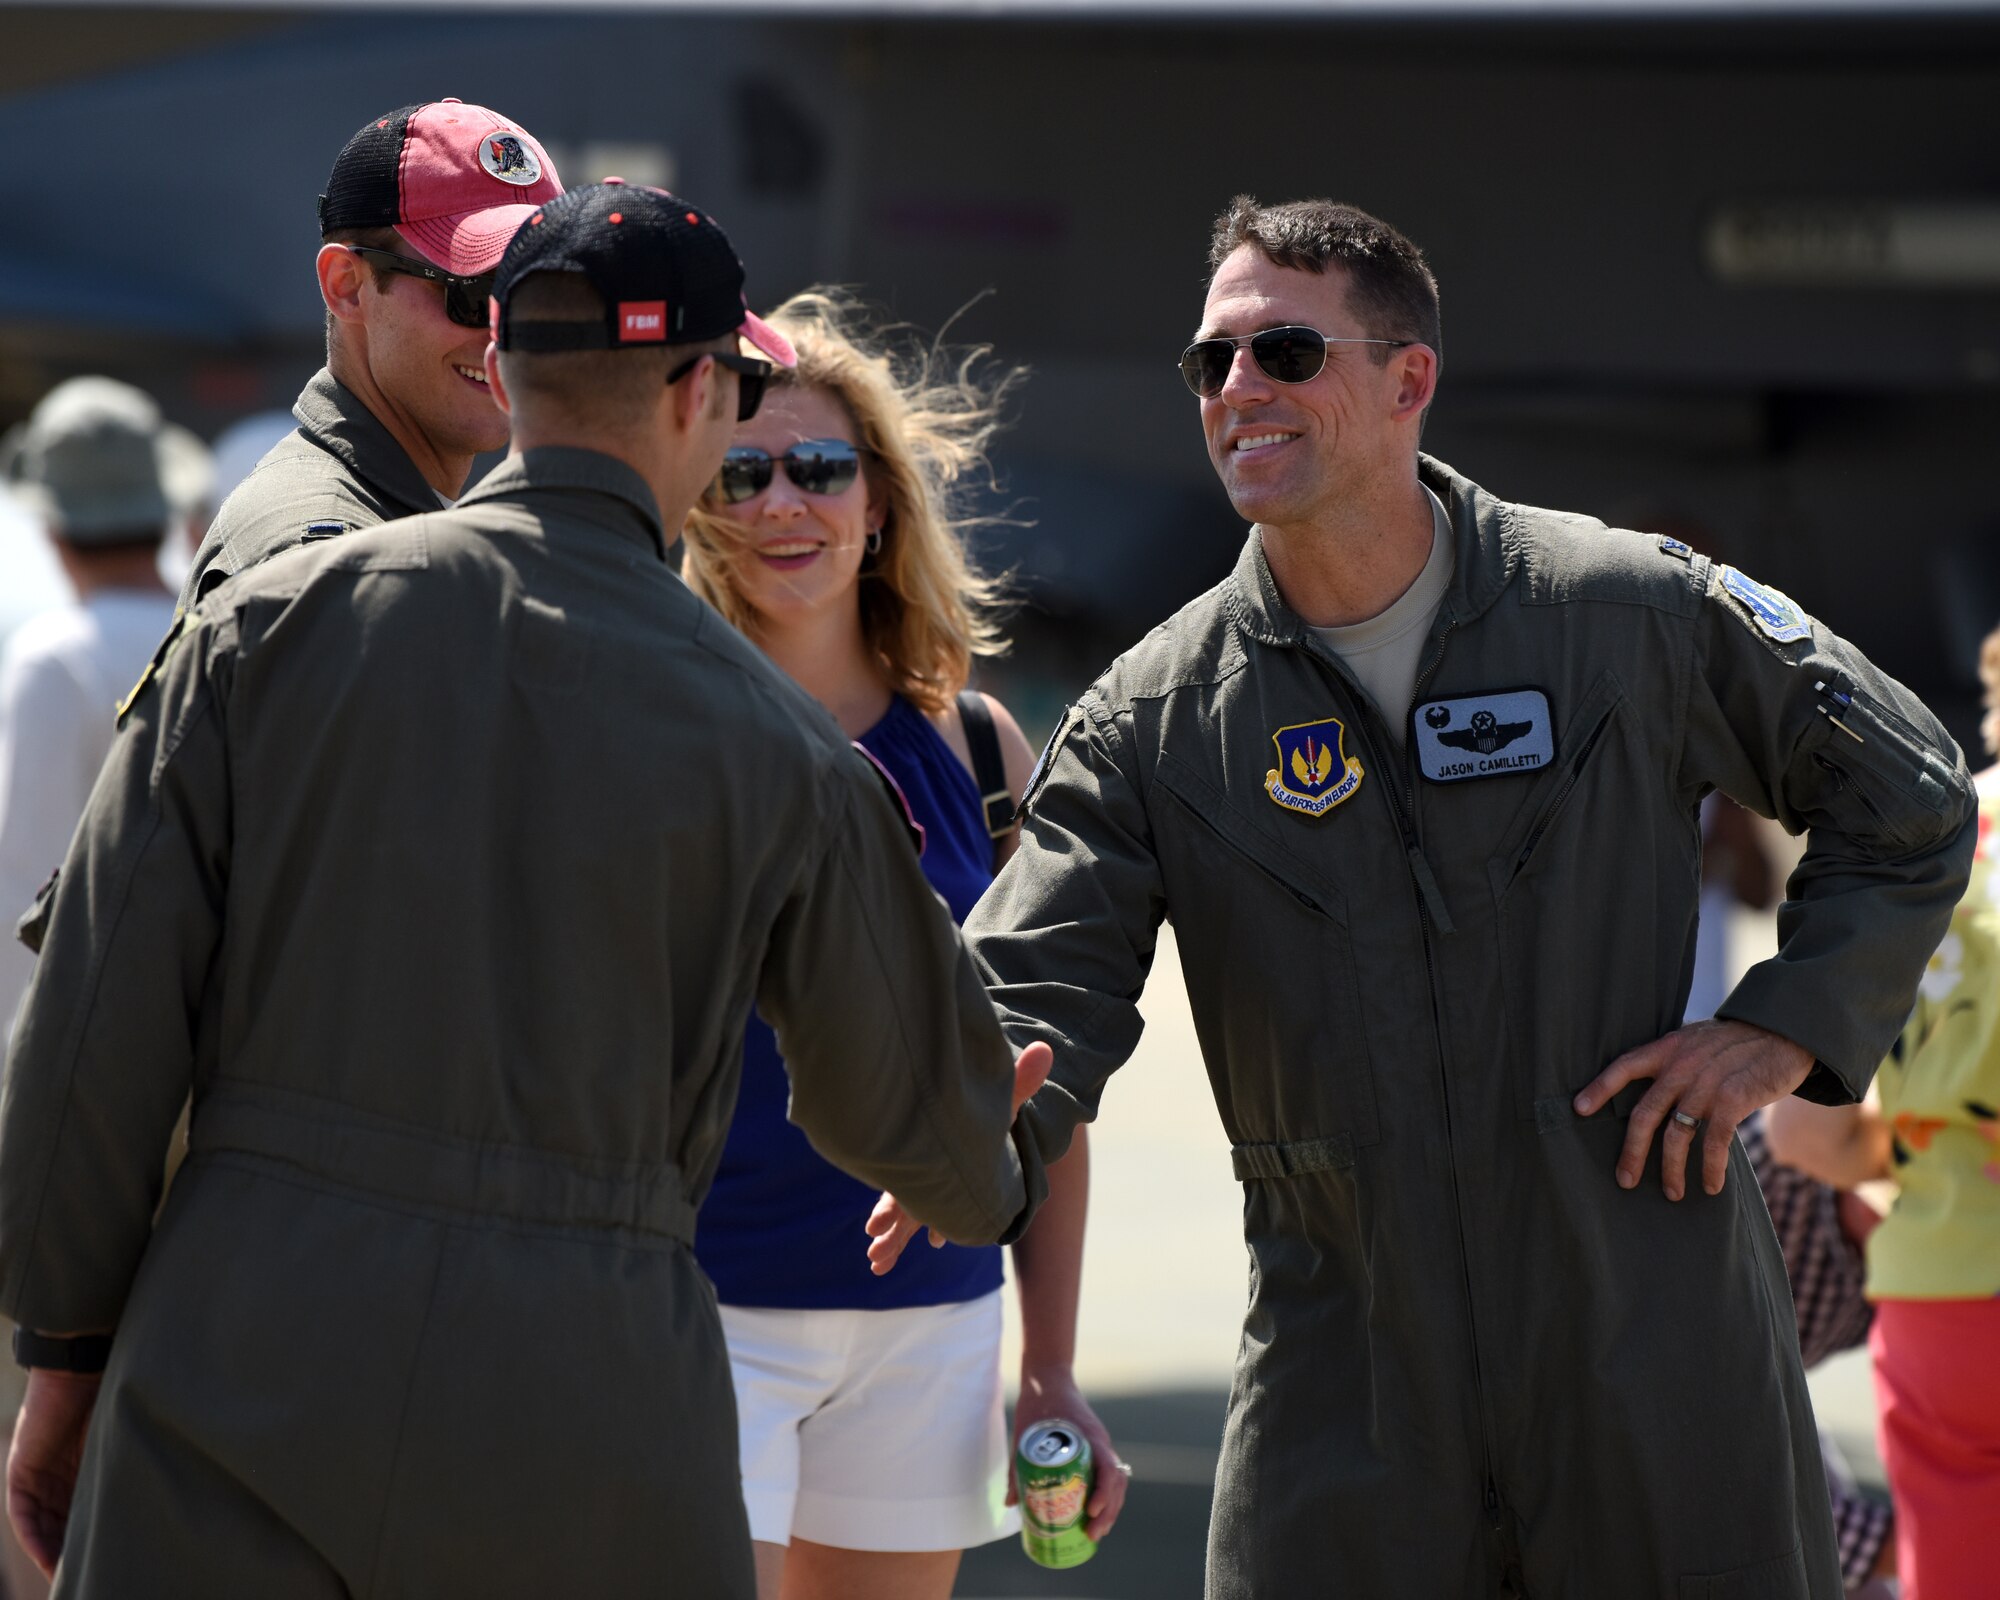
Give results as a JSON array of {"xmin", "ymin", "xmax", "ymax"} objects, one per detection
[
  {"xmin": 345, "ymin": 246, "xmax": 494, "ymax": 330},
  {"xmin": 1178, "ymin": 324, "xmax": 1415, "ymax": 398},
  {"xmin": 710, "ymin": 439, "xmax": 863, "ymax": 504}
]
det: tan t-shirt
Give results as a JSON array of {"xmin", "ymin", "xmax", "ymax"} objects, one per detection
[{"xmin": 1311, "ymin": 487, "xmax": 1454, "ymax": 747}]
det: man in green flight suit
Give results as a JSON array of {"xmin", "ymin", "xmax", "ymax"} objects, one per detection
[
  {"xmin": 966, "ymin": 198, "xmax": 1973, "ymax": 1597},
  {"xmin": 0, "ymin": 183, "xmax": 1047, "ymax": 1597}
]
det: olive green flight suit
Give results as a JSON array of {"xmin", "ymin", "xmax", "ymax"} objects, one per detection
[
  {"xmin": 968, "ymin": 456, "xmax": 1973, "ymax": 1600},
  {"xmin": 178, "ymin": 367, "xmax": 441, "ymax": 609},
  {"xmin": 0, "ymin": 448, "xmax": 1041, "ymax": 1598}
]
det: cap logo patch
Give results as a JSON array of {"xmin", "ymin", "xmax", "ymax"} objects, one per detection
[
  {"xmin": 619, "ymin": 302, "xmax": 667, "ymax": 343},
  {"xmin": 479, "ymin": 132, "xmax": 542, "ymax": 186}
]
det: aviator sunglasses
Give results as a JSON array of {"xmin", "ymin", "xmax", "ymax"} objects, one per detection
[
  {"xmin": 1179, "ymin": 324, "xmax": 1415, "ymax": 398},
  {"xmin": 346, "ymin": 246, "xmax": 494, "ymax": 329},
  {"xmin": 711, "ymin": 439, "xmax": 864, "ymax": 504}
]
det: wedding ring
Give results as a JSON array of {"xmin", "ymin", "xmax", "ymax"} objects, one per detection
[{"xmin": 1670, "ymin": 1109, "xmax": 1701, "ymax": 1131}]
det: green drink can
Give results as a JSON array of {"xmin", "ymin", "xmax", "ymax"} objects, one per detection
[{"xmin": 1017, "ymin": 1419, "xmax": 1096, "ymax": 1569}]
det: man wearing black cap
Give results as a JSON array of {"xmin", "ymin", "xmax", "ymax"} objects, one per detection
[
  {"xmin": 177, "ymin": 99, "xmax": 563, "ymax": 608},
  {"xmin": 0, "ymin": 183, "xmax": 1048, "ymax": 1596}
]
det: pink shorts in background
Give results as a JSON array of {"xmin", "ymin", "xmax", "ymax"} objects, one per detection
[{"xmin": 1870, "ymin": 1297, "xmax": 2000, "ymax": 1600}]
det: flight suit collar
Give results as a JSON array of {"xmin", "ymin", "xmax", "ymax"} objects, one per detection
[
  {"xmin": 292, "ymin": 368, "xmax": 444, "ymax": 518},
  {"xmin": 1225, "ymin": 453, "xmax": 1519, "ymax": 647},
  {"xmin": 458, "ymin": 446, "xmax": 668, "ymax": 560}
]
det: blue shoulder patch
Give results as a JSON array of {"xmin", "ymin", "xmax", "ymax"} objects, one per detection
[
  {"xmin": 1719, "ymin": 566, "xmax": 1812, "ymax": 645},
  {"xmin": 1658, "ymin": 536, "xmax": 1693, "ymax": 561}
]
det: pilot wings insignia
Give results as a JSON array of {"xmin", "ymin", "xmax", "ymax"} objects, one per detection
[{"xmin": 1436, "ymin": 710, "xmax": 1531, "ymax": 756}]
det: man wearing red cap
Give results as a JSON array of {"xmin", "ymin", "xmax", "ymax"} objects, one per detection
[
  {"xmin": 177, "ymin": 100, "xmax": 563, "ymax": 608},
  {"xmin": 0, "ymin": 182, "xmax": 1046, "ymax": 1596}
]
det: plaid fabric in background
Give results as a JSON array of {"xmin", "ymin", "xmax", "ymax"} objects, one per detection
[{"xmin": 1740, "ymin": 1112, "xmax": 1894, "ymax": 1591}]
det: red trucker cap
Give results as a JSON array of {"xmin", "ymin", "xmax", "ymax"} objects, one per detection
[{"xmin": 318, "ymin": 100, "xmax": 564, "ymax": 276}]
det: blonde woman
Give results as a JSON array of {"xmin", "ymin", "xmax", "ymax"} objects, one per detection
[{"xmin": 684, "ymin": 293, "xmax": 1125, "ymax": 1600}]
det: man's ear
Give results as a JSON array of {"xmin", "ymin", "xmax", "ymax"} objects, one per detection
[
  {"xmin": 1390, "ymin": 343, "xmax": 1439, "ymax": 424},
  {"xmin": 317, "ymin": 243, "xmax": 370, "ymax": 328},
  {"xmin": 667, "ymin": 352, "xmax": 716, "ymax": 437},
  {"xmin": 485, "ymin": 342, "xmax": 513, "ymax": 419}
]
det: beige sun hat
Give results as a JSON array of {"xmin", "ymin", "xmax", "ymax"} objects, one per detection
[{"xmin": 0, "ymin": 376, "xmax": 212, "ymax": 542}]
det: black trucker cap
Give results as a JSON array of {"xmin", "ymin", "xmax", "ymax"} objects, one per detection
[{"xmin": 491, "ymin": 181, "xmax": 795, "ymax": 365}]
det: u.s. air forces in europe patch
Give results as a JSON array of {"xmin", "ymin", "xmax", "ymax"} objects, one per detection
[
  {"xmin": 1264, "ymin": 716, "xmax": 1364, "ymax": 816},
  {"xmin": 1413, "ymin": 688, "xmax": 1555, "ymax": 783}
]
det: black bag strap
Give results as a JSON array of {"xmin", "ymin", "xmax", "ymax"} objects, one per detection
[{"xmin": 956, "ymin": 689, "xmax": 1015, "ymax": 868}]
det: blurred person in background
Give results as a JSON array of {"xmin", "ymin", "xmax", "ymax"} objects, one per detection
[
  {"xmin": 929, "ymin": 195, "xmax": 1974, "ymax": 1598},
  {"xmin": 682, "ymin": 293, "xmax": 1125, "ymax": 1600},
  {"xmin": 0, "ymin": 378, "xmax": 206, "ymax": 1046},
  {"xmin": 0, "ymin": 374, "xmax": 205, "ymax": 1600},
  {"xmin": 1687, "ymin": 794, "xmax": 1780, "ymax": 1021},
  {"xmin": 178, "ymin": 99, "xmax": 561, "ymax": 608},
  {"xmin": 1767, "ymin": 618, "xmax": 2000, "ymax": 1600},
  {"xmin": 1740, "ymin": 1111, "xmax": 1899, "ymax": 1597}
]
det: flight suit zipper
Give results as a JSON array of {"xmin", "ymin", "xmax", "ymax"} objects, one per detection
[{"xmin": 1299, "ymin": 616, "xmax": 1510, "ymax": 1547}]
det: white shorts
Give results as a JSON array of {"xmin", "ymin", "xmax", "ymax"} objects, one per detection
[{"xmin": 720, "ymin": 1290, "xmax": 1020, "ymax": 1552}]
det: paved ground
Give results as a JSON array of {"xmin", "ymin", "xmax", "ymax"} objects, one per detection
[{"xmin": 961, "ymin": 905, "xmax": 1882, "ymax": 1597}]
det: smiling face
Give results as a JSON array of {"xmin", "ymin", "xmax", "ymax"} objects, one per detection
[
  {"xmin": 1198, "ymin": 246, "xmax": 1410, "ymax": 532},
  {"xmin": 356, "ymin": 255, "xmax": 511, "ymax": 461},
  {"xmin": 708, "ymin": 384, "xmax": 878, "ymax": 630}
]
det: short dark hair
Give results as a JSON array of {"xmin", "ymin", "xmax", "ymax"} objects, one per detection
[{"xmin": 1209, "ymin": 196, "xmax": 1441, "ymax": 362}]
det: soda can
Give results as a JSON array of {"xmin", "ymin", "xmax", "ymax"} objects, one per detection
[{"xmin": 1017, "ymin": 1418, "xmax": 1096, "ymax": 1569}]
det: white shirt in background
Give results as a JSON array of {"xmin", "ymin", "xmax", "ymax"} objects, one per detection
[{"xmin": 0, "ymin": 588, "xmax": 177, "ymax": 1042}]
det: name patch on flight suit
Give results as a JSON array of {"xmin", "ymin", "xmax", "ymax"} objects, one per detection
[
  {"xmin": 1413, "ymin": 688, "xmax": 1555, "ymax": 783},
  {"xmin": 1719, "ymin": 566, "xmax": 1812, "ymax": 645},
  {"xmin": 1264, "ymin": 716, "xmax": 1364, "ymax": 816}
]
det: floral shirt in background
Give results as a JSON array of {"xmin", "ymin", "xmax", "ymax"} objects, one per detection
[{"xmin": 1867, "ymin": 782, "xmax": 2000, "ymax": 1300}]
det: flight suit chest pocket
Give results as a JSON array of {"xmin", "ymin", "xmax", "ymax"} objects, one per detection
[
  {"xmin": 1491, "ymin": 668, "xmax": 1628, "ymax": 898},
  {"xmin": 1151, "ymin": 751, "xmax": 1379, "ymax": 1150}
]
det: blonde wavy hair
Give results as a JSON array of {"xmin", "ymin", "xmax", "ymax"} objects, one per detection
[{"xmin": 681, "ymin": 290, "xmax": 1021, "ymax": 714}]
